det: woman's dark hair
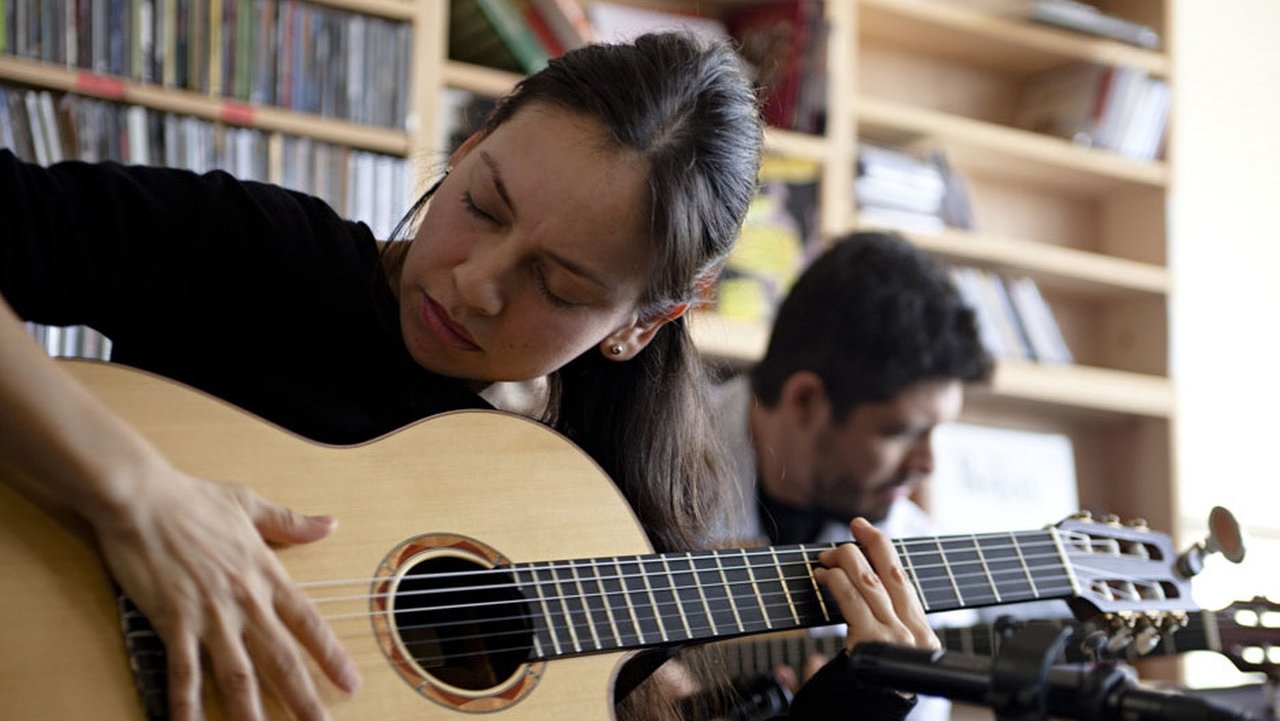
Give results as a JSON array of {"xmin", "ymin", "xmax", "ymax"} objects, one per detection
[
  {"xmin": 389, "ymin": 32, "xmax": 762, "ymax": 554},
  {"xmin": 752, "ymin": 230, "xmax": 994, "ymax": 420},
  {"xmin": 383, "ymin": 34, "xmax": 761, "ymax": 719}
]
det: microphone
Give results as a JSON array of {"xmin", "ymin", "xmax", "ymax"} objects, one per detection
[{"xmin": 847, "ymin": 642, "xmax": 1256, "ymax": 721}]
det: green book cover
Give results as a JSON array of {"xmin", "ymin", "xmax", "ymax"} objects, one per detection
[{"xmin": 453, "ymin": 0, "xmax": 548, "ymax": 74}]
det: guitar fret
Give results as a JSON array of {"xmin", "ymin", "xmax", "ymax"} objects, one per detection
[
  {"xmin": 975, "ymin": 534, "xmax": 1035, "ymax": 604},
  {"xmin": 937, "ymin": 535, "xmax": 999, "ymax": 608},
  {"xmin": 635, "ymin": 557, "xmax": 670, "ymax": 643},
  {"xmin": 740, "ymin": 548, "xmax": 774, "ymax": 631},
  {"xmin": 548, "ymin": 562, "xmax": 585, "ymax": 653},
  {"xmin": 667, "ymin": 553, "xmax": 714, "ymax": 640},
  {"xmin": 606, "ymin": 557, "xmax": 645, "ymax": 647},
  {"xmin": 723, "ymin": 549, "xmax": 769, "ymax": 633},
  {"xmin": 521, "ymin": 564, "xmax": 563, "ymax": 657},
  {"xmin": 936, "ymin": 537, "xmax": 962, "ymax": 607},
  {"xmin": 568, "ymin": 560, "xmax": 604, "ymax": 651},
  {"xmin": 798, "ymin": 545, "xmax": 833, "ymax": 623},
  {"xmin": 686, "ymin": 552, "xmax": 719, "ymax": 637},
  {"xmin": 1010, "ymin": 532, "xmax": 1041, "ymax": 599},
  {"xmin": 746, "ymin": 547, "xmax": 797, "ymax": 630},
  {"xmin": 588, "ymin": 558, "xmax": 624, "ymax": 649},
  {"xmin": 972, "ymin": 535, "xmax": 1002, "ymax": 604},
  {"xmin": 659, "ymin": 556, "xmax": 694, "ymax": 640},
  {"xmin": 616, "ymin": 557, "xmax": 661, "ymax": 644},
  {"xmin": 713, "ymin": 550, "xmax": 747, "ymax": 634},
  {"xmin": 895, "ymin": 539, "xmax": 931, "ymax": 612},
  {"xmin": 772, "ymin": 546, "xmax": 827, "ymax": 625},
  {"xmin": 693, "ymin": 552, "xmax": 736, "ymax": 636},
  {"xmin": 768, "ymin": 547, "xmax": 802, "ymax": 626}
]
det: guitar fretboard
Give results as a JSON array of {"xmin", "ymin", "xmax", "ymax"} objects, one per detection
[{"xmin": 509, "ymin": 530, "xmax": 1076, "ymax": 659}]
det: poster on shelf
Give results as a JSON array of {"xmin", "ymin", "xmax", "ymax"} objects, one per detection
[{"xmin": 925, "ymin": 421, "xmax": 1078, "ymax": 535}]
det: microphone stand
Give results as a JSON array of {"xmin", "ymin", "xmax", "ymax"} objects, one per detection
[{"xmin": 847, "ymin": 622, "xmax": 1257, "ymax": 721}]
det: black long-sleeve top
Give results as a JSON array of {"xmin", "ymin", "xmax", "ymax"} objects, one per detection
[{"xmin": 1, "ymin": 149, "xmax": 490, "ymax": 442}]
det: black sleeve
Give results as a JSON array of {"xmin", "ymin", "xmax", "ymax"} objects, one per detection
[
  {"xmin": 773, "ymin": 650, "xmax": 918, "ymax": 721},
  {"xmin": 0, "ymin": 148, "xmax": 374, "ymax": 341}
]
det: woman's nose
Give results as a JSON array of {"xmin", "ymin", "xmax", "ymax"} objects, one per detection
[{"xmin": 451, "ymin": 243, "xmax": 508, "ymax": 317}]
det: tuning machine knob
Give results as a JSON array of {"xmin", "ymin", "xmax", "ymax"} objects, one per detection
[{"xmin": 1176, "ymin": 506, "xmax": 1246, "ymax": 578}]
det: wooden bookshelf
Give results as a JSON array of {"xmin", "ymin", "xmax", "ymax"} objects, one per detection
[
  {"xmin": 858, "ymin": 0, "xmax": 1168, "ymax": 76},
  {"xmin": 0, "ymin": 55, "xmax": 412, "ymax": 155},
  {"xmin": 0, "ymin": 0, "xmax": 1179, "ymax": 539},
  {"xmin": 854, "ymin": 96, "xmax": 1168, "ymax": 191},
  {"xmin": 850, "ymin": 0, "xmax": 1176, "ymax": 536},
  {"xmin": 896, "ymin": 227, "xmax": 1171, "ymax": 296}
]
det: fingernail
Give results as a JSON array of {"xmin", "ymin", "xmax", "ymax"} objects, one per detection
[{"xmin": 342, "ymin": 664, "xmax": 363, "ymax": 693}]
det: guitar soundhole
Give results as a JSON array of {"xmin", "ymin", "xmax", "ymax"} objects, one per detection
[{"xmin": 393, "ymin": 555, "xmax": 534, "ymax": 692}]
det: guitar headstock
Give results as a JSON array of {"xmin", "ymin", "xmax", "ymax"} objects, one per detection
[
  {"xmin": 1213, "ymin": 596, "xmax": 1280, "ymax": 680},
  {"xmin": 1053, "ymin": 511, "xmax": 1197, "ymax": 655}
]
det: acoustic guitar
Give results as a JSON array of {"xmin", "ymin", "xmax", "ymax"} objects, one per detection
[{"xmin": 0, "ymin": 361, "xmax": 1198, "ymax": 720}]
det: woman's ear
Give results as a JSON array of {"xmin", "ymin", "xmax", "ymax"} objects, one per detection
[{"xmin": 600, "ymin": 303, "xmax": 690, "ymax": 361}]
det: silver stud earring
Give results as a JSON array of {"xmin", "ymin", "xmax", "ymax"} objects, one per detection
[{"xmin": 609, "ymin": 343, "xmax": 623, "ymax": 356}]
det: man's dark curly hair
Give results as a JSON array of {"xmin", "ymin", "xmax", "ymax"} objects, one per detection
[{"xmin": 751, "ymin": 231, "xmax": 993, "ymax": 421}]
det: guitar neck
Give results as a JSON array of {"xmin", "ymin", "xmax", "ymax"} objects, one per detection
[{"xmin": 512, "ymin": 529, "xmax": 1077, "ymax": 659}]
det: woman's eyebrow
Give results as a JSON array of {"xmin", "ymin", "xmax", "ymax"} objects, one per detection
[{"xmin": 479, "ymin": 151, "xmax": 516, "ymax": 218}]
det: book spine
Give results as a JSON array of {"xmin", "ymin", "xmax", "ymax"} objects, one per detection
[{"xmin": 471, "ymin": 0, "xmax": 548, "ymax": 73}]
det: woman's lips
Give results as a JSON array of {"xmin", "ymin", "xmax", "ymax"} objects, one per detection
[{"xmin": 420, "ymin": 294, "xmax": 481, "ymax": 351}]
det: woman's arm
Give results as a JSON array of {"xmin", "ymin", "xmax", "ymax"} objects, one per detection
[{"xmin": 0, "ymin": 291, "xmax": 359, "ymax": 720}]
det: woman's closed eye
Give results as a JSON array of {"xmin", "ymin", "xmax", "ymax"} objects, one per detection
[
  {"xmin": 533, "ymin": 263, "xmax": 578, "ymax": 309},
  {"xmin": 461, "ymin": 191, "xmax": 499, "ymax": 225}
]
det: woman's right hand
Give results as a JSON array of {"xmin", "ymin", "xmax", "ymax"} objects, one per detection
[{"xmin": 89, "ymin": 461, "xmax": 361, "ymax": 721}]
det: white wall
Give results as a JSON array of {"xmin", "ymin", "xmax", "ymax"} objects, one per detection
[{"xmin": 1170, "ymin": 0, "xmax": 1280, "ymax": 687}]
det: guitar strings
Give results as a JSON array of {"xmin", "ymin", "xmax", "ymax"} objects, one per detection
[
  {"xmin": 296, "ymin": 531, "xmax": 1145, "ymax": 612},
  {"xmin": 293, "ymin": 529, "xmax": 1113, "ymax": 595},
  {"xmin": 116, "ymin": 529, "xmax": 1171, "ymax": 672},
  {"xmin": 304, "ymin": 543, "xmax": 1072, "ymax": 611},
  {"xmin": 310, "ymin": 549, "xmax": 1082, "ymax": 618},
  {"xmin": 294, "ymin": 551, "xmax": 1148, "ymax": 639}
]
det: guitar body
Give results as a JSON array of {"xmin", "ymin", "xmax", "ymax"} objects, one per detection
[{"xmin": 0, "ymin": 361, "xmax": 651, "ymax": 720}]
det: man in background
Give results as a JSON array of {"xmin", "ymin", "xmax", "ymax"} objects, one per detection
[{"xmin": 709, "ymin": 230, "xmax": 994, "ymax": 719}]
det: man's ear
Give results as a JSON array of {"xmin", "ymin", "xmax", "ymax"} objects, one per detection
[
  {"xmin": 777, "ymin": 371, "xmax": 832, "ymax": 430},
  {"xmin": 599, "ymin": 303, "xmax": 689, "ymax": 361}
]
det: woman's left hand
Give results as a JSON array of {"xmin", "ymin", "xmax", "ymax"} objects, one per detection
[{"xmin": 813, "ymin": 517, "xmax": 940, "ymax": 653}]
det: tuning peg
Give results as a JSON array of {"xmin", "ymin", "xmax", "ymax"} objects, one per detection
[
  {"xmin": 1160, "ymin": 612, "xmax": 1189, "ymax": 633},
  {"xmin": 1129, "ymin": 518, "xmax": 1149, "ymax": 530},
  {"xmin": 1132, "ymin": 616, "xmax": 1162, "ymax": 655},
  {"xmin": 1102, "ymin": 513, "xmax": 1122, "ymax": 525},
  {"xmin": 1072, "ymin": 510, "xmax": 1094, "ymax": 522},
  {"xmin": 1103, "ymin": 616, "xmax": 1136, "ymax": 654},
  {"xmin": 1175, "ymin": 506, "xmax": 1247, "ymax": 578}
]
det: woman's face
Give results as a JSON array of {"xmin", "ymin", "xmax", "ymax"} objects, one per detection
[{"xmin": 397, "ymin": 104, "xmax": 661, "ymax": 383}]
